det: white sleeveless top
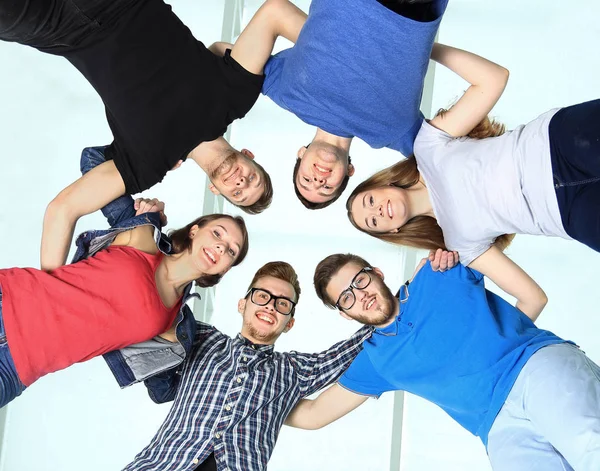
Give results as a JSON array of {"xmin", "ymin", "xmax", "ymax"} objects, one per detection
[{"xmin": 413, "ymin": 109, "xmax": 571, "ymax": 266}]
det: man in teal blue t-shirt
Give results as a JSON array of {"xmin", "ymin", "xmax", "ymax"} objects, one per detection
[
  {"xmin": 262, "ymin": 0, "xmax": 448, "ymax": 209},
  {"xmin": 284, "ymin": 253, "xmax": 600, "ymax": 470}
]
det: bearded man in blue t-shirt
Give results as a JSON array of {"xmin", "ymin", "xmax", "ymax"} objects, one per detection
[
  {"xmin": 284, "ymin": 253, "xmax": 600, "ymax": 470},
  {"xmin": 262, "ymin": 0, "xmax": 448, "ymax": 209}
]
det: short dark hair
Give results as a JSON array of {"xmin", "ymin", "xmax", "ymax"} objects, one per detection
[
  {"xmin": 293, "ymin": 153, "xmax": 353, "ymax": 210},
  {"xmin": 247, "ymin": 261, "xmax": 301, "ymax": 316},
  {"xmin": 236, "ymin": 161, "xmax": 273, "ymax": 215},
  {"xmin": 169, "ymin": 214, "xmax": 249, "ymax": 288},
  {"xmin": 313, "ymin": 253, "xmax": 370, "ymax": 309}
]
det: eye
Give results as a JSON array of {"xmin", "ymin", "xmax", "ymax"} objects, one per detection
[
  {"xmin": 372, "ymin": 217, "xmax": 377, "ymax": 227},
  {"xmin": 369, "ymin": 196, "xmax": 374, "ymax": 207},
  {"xmin": 324, "ymin": 185, "xmax": 332, "ymax": 190},
  {"xmin": 228, "ymin": 248, "xmax": 236, "ymax": 257},
  {"xmin": 303, "ymin": 177, "xmax": 310, "ymax": 183},
  {"xmin": 341, "ymin": 293, "xmax": 352, "ymax": 304},
  {"xmin": 213, "ymin": 230, "xmax": 222, "ymax": 239}
]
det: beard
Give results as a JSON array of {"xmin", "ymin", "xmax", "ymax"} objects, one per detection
[
  {"xmin": 242, "ymin": 317, "xmax": 279, "ymax": 344},
  {"xmin": 210, "ymin": 152, "xmax": 238, "ymax": 180},
  {"xmin": 350, "ymin": 282, "xmax": 397, "ymax": 327}
]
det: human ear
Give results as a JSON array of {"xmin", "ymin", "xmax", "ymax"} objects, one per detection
[
  {"xmin": 297, "ymin": 146, "xmax": 307, "ymax": 159},
  {"xmin": 387, "ymin": 227, "xmax": 401, "ymax": 234},
  {"xmin": 238, "ymin": 298, "xmax": 246, "ymax": 315},
  {"xmin": 372, "ymin": 267, "xmax": 385, "ymax": 281},
  {"xmin": 189, "ymin": 224, "xmax": 199, "ymax": 238},
  {"xmin": 241, "ymin": 148, "xmax": 255, "ymax": 160},
  {"xmin": 283, "ymin": 317, "xmax": 295, "ymax": 333},
  {"xmin": 347, "ymin": 163, "xmax": 355, "ymax": 177},
  {"xmin": 208, "ymin": 183, "xmax": 220, "ymax": 195}
]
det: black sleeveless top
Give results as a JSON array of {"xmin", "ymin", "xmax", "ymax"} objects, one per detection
[{"xmin": 63, "ymin": 0, "xmax": 264, "ymax": 193}]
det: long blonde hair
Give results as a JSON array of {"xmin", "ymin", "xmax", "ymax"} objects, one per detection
[{"xmin": 347, "ymin": 113, "xmax": 515, "ymax": 252}]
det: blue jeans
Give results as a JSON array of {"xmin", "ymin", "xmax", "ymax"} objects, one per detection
[
  {"xmin": 0, "ymin": 289, "xmax": 26, "ymax": 409},
  {"xmin": 487, "ymin": 343, "xmax": 600, "ymax": 470},
  {"xmin": 550, "ymin": 99, "xmax": 600, "ymax": 252}
]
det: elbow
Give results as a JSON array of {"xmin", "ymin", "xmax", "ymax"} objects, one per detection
[{"xmin": 46, "ymin": 188, "xmax": 82, "ymax": 224}]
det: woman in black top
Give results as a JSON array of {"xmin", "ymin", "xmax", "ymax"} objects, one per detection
[{"xmin": 0, "ymin": 0, "xmax": 306, "ymax": 270}]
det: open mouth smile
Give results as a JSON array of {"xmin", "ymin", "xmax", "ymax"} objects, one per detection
[
  {"xmin": 203, "ymin": 248, "xmax": 218, "ymax": 265},
  {"xmin": 364, "ymin": 296, "xmax": 376, "ymax": 311},
  {"xmin": 256, "ymin": 312, "xmax": 276, "ymax": 325},
  {"xmin": 224, "ymin": 166, "xmax": 241, "ymax": 184},
  {"xmin": 387, "ymin": 200, "xmax": 393, "ymax": 219}
]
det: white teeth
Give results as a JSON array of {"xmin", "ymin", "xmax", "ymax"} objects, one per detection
[
  {"xmin": 204, "ymin": 249, "xmax": 216, "ymax": 263},
  {"xmin": 315, "ymin": 165, "xmax": 330, "ymax": 173},
  {"xmin": 257, "ymin": 314, "xmax": 274, "ymax": 324},
  {"xmin": 387, "ymin": 201, "xmax": 392, "ymax": 218},
  {"xmin": 366, "ymin": 298, "xmax": 375, "ymax": 310}
]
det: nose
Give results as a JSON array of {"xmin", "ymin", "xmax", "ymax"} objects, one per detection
[
  {"xmin": 235, "ymin": 175, "xmax": 248, "ymax": 188},
  {"xmin": 215, "ymin": 243, "xmax": 225, "ymax": 256},
  {"xmin": 312, "ymin": 175, "xmax": 325, "ymax": 188},
  {"xmin": 377, "ymin": 204, "xmax": 384, "ymax": 217},
  {"xmin": 264, "ymin": 298, "xmax": 277, "ymax": 312}
]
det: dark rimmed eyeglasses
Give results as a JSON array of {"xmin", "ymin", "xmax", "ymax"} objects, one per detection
[
  {"xmin": 335, "ymin": 267, "xmax": 373, "ymax": 311},
  {"xmin": 245, "ymin": 287, "xmax": 297, "ymax": 316}
]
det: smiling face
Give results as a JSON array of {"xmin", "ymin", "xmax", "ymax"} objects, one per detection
[
  {"xmin": 239, "ymin": 275, "xmax": 296, "ymax": 345},
  {"xmin": 209, "ymin": 149, "xmax": 265, "ymax": 207},
  {"xmin": 188, "ymin": 218, "xmax": 245, "ymax": 276},
  {"xmin": 295, "ymin": 144, "xmax": 354, "ymax": 205},
  {"xmin": 350, "ymin": 186, "xmax": 411, "ymax": 234},
  {"xmin": 325, "ymin": 262, "xmax": 397, "ymax": 327}
]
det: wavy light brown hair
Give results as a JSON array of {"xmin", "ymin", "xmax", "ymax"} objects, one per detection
[
  {"xmin": 347, "ymin": 113, "xmax": 515, "ymax": 252},
  {"xmin": 169, "ymin": 214, "xmax": 249, "ymax": 288},
  {"xmin": 247, "ymin": 261, "xmax": 301, "ymax": 316}
]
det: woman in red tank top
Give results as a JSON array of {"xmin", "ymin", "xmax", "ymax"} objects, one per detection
[{"xmin": 0, "ymin": 198, "xmax": 249, "ymax": 408}]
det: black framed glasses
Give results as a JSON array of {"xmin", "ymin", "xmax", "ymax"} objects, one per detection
[
  {"xmin": 245, "ymin": 287, "xmax": 297, "ymax": 316},
  {"xmin": 335, "ymin": 267, "xmax": 373, "ymax": 311}
]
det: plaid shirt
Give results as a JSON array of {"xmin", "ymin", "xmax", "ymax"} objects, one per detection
[{"xmin": 124, "ymin": 322, "xmax": 372, "ymax": 471}]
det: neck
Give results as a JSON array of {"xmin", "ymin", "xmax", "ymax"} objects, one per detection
[
  {"xmin": 314, "ymin": 128, "xmax": 353, "ymax": 155},
  {"xmin": 406, "ymin": 180, "xmax": 435, "ymax": 220},
  {"xmin": 157, "ymin": 253, "xmax": 203, "ymax": 295},
  {"xmin": 239, "ymin": 329, "xmax": 277, "ymax": 346},
  {"xmin": 188, "ymin": 136, "xmax": 236, "ymax": 176}
]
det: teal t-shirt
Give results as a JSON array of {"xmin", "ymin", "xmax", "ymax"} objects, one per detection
[
  {"xmin": 339, "ymin": 262, "xmax": 565, "ymax": 446},
  {"xmin": 262, "ymin": 0, "xmax": 448, "ymax": 157}
]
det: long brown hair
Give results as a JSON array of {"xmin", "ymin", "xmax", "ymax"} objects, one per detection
[
  {"xmin": 347, "ymin": 113, "xmax": 515, "ymax": 252},
  {"xmin": 169, "ymin": 214, "xmax": 249, "ymax": 288}
]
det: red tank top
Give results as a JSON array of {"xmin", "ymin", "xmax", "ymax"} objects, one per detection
[{"xmin": 0, "ymin": 246, "xmax": 181, "ymax": 386}]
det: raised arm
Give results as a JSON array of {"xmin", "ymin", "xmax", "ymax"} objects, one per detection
[
  {"xmin": 41, "ymin": 160, "xmax": 126, "ymax": 271},
  {"xmin": 230, "ymin": 0, "xmax": 307, "ymax": 75},
  {"xmin": 428, "ymin": 43, "xmax": 509, "ymax": 138},
  {"xmin": 80, "ymin": 146, "xmax": 136, "ymax": 226},
  {"xmin": 469, "ymin": 246, "xmax": 548, "ymax": 322},
  {"xmin": 285, "ymin": 384, "xmax": 368, "ymax": 430}
]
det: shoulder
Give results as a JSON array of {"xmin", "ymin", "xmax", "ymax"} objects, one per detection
[{"xmin": 415, "ymin": 120, "xmax": 454, "ymax": 150}]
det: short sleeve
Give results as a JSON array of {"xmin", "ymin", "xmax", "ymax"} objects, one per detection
[
  {"xmin": 440, "ymin": 260, "xmax": 485, "ymax": 283},
  {"xmin": 457, "ymin": 242, "xmax": 493, "ymax": 268},
  {"xmin": 413, "ymin": 120, "xmax": 454, "ymax": 160},
  {"xmin": 338, "ymin": 349, "xmax": 390, "ymax": 398},
  {"xmin": 262, "ymin": 49, "xmax": 290, "ymax": 97}
]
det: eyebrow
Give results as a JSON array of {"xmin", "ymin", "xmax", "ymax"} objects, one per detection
[
  {"xmin": 217, "ymin": 224, "xmax": 241, "ymax": 252},
  {"xmin": 362, "ymin": 194, "xmax": 367, "ymax": 208}
]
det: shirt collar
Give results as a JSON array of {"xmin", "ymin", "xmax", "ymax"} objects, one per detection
[
  {"xmin": 235, "ymin": 334, "xmax": 275, "ymax": 355},
  {"xmin": 374, "ymin": 285, "xmax": 407, "ymax": 337}
]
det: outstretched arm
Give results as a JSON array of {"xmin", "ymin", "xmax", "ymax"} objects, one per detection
[
  {"xmin": 469, "ymin": 246, "xmax": 548, "ymax": 322},
  {"xmin": 428, "ymin": 43, "xmax": 509, "ymax": 138},
  {"xmin": 230, "ymin": 0, "xmax": 307, "ymax": 74},
  {"xmin": 285, "ymin": 384, "xmax": 368, "ymax": 430},
  {"xmin": 41, "ymin": 160, "xmax": 126, "ymax": 271}
]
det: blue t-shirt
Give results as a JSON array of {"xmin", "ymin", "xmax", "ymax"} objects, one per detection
[
  {"xmin": 339, "ymin": 262, "xmax": 565, "ymax": 446},
  {"xmin": 262, "ymin": 0, "xmax": 448, "ymax": 157}
]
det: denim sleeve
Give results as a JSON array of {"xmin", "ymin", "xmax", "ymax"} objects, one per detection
[
  {"xmin": 80, "ymin": 146, "xmax": 136, "ymax": 227},
  {"xmin": 143, "ymin": 368, "xmax": 182, "ymax": 404}
]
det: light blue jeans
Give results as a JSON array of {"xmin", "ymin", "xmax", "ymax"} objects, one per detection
[{"xmin": 487, "ymin": 343, "xmax": 600, "ymax": 470}]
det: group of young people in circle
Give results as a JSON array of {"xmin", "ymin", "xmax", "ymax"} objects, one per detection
[{"xmin": 0, "ymin": 0, "xmax": 599, "ymax": 470}]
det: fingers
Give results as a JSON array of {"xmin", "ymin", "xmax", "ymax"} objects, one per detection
[
  {"xmin": 429, "ymin": 248, "xmax": 459, "ymax": 272},
  {"xmin": 134, "ymin": 198, "xmax": 165, "ymax": 216}
]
